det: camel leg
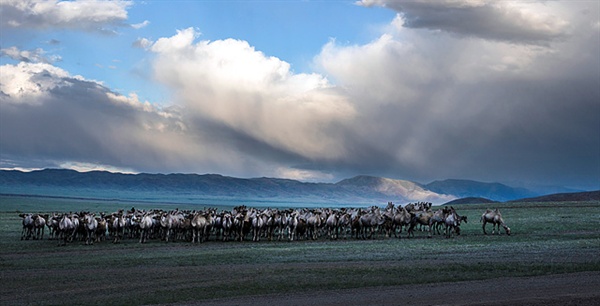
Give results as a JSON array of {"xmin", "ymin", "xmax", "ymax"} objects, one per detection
[{"xmin": 407, "ymin": 224, "xmax": 414, "ymax": 238}]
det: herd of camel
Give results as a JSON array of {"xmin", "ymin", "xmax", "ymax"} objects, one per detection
[{"xmin": 18, "ymin": 202, "xmax": 511, "ymax": 246}]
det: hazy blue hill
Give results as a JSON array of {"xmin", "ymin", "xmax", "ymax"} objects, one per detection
[
  {"xmin": 3, "ymin": 169, "xmax": 585, "ymax": 207},
  {"xmin": 336, "ymin": 175, "xmax": 383, "ymax": 187},
  {"xmin": 509, "ymin": 190, "xmax": 600, "ymax": 203},
  {"xmin": 443, "ymin": 197, "xmax": 499, "ymax": 205},
  {"xmin": 425, "ymin": 179, "xmax": 537, "ymax": 202},
  {"xmin": 0, "ymin": 169, "xmax": 399, "ymax": 206}
]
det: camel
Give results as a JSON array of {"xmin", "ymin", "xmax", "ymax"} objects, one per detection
[
  {"xmin": 139, "ymin": 213, "xmax": 155, "ymax": 243},
  {"xmin": 481, "ymin": 208, "xmax": 511, "ymax": 235},
  {"xmin": 326, "ymin": 211, "xmax": 340, "ymax": 240},
  {"xmin": 349, "ymin": 209, "xmax": 362, "ymax": 239},
  {"xmin": 306, "ymin": 211, "xmax": 323, "ymax": 240},
  {"xmin": 57, "ymin": 214, "xmax": 76, "ymax": 246},
  {"xmin": 358, "ymin": 207, "xmax": 385, "ymax": 239},
  {"xmin": 251, "ymin": 210, "xmax": 265, "ymax": 242},
  {"xmin": 95, "ymin": 214, "xmax": 108, "ymax": 242},
  {"xmin": 32, "ymin": 214, "xmax": 46, "ymax": 240},
  {"xmin": 19, "ymin": 213, "xmax": 34, "ymax": 240},
  {"xmin": 337, "ymin": 211, "xmax": 352, "ymax": 239},
  {"xmin": 382, "ymin": 204, "xmax": 395, "ymax": 238},
  {"xmin": 271, "ymin": 210, "xmax": 286, "ymax": 241},
  {"xmin": 202, "ymin": 210, "xmax": 214, "ymax": 241},
  {"xmin": 233, "ymin": 206, "xmax": 251, "ymax": 242},
  {"xmin": 220, "ymin": 212, "xmax": 234, "ymax": 242},
  {"xmin": 390, "ymin": 206, "xmax": 411, "ymax": 238},
  {"xmin": 286, "ymin": 211, "xmax": 299, "ymax": 242},
  {"xmin": 262, "ymin": 209, "xmax": 276, "ymax": 241},
  {"xmin": 408, "ymin": 209, "xmax": 434, "ymax": 238},
  {"xmin": 46, "ymin": 213, "xmax": 60, "ymax": 240},
  {"xmin": 82, "ymin": 213, "xmax": 98, "ymax": 245},
  {"xmin": 444, "ymin": 207, "xmax": 461, "ymax": 238},
  {"xmin": 429, "ymin": 207, "xmax": 450, "ymax": 236},
  {"xmin": 111, "ymin": 212, "xmax": 127, "ymax": 243},
  {"xmin": 191, "ymin": 211, "xmax": 208, "ymax": 243}
]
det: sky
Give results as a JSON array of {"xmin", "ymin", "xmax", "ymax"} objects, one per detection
[{"xmin": 0, "ymin": 0, "xmax": 599, "ymax": 191}]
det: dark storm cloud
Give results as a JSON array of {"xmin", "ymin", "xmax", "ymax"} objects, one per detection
[
  {"xmin": 417, "ymin": 75, "xmax": 599, "ymax": 187},
  {"xmin": 359, "ymin": 0, "xmax": 570, "ymax": 44},
  {"xmin": 316, "ymin": 5, "xmax": 600, "ymax": 189}
]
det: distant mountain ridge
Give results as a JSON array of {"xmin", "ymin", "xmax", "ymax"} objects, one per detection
[
  {"xmin": 0, "ymin": 169, "xmax": 454, "ymax": 205},
  {"xmin": 336, "ymin": 175, "xmax": 455, "ymax": 203},
  {"xmin": 443, "ymin": 197, "xmax": 499, "ymax": 205},
  {"xmin": 424, "ymin": 179, "xmax": 537, "ymax": 202},
  {"xmin": 508, "ymin": 190, "xmax": 600, "ymax": 203},
  {"xmin": 0, "ymin": 169, "xmax": 584, "ymax": 205}
]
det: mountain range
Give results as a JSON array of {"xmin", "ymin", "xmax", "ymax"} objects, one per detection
[
  {"xmin": 0, "ymin": 169, "xmax": 592, "ymax": 206},
  {"xmin": 423, "ymin": 179, "xmax": 537, "ymax": 202}
]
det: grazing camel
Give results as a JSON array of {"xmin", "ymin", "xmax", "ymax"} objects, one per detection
[
  {"xmin": 444, "ymin": 207, "xmax": 461, "ymax": 238},
  {"xmin": 408, "ymin": 210, "xmax": 434, "ymax": 238},
  {"xmin": 429, "ymin": 207, "xmax": 450, "ymax": 236},
  {"xmin": 191, "ymin": 211, "xmax": 208, "ymax": 243},
  {"xmin": 306, "ymin": 211, "xmax": 323, "ymax": 240},
  {"xmin": 19, "ymin": 213, "xmax": 34, "ymax": 240},
  {"xmin": 82, "ymin": 213, "xmax": 98, "ymax": 245},
  {"xmin": 337, "ymin": 211, "xmax": 352, "ymax": 240},
  {"xmin": 350, "ymin": 209, "xmax": 362, "ymax": 239},
  {"xmin": 111, "ymin": 212, "xmax": 127, "ymax": 243},
  {"xmin": 46, "ymin": 213, "xmax": 60, "ymax": 240},
  {"xmin": 272, "ymin": 210, "xmax": 286, "ymax": 241},
  {"xmin": 221, "ymin": 212, "xmax": 234, "ymax": 242},
  {"xmin": 287, "ymin": 211, "xmax": 300, "ymax": 242},
  {"xmin": 57, "ymin": 214, "xmax": 76, "ymax": 246},
  {"xmin": 233, "ymin": 207, "xmax": 251, "ymax": 242},
  {"xmin": 358, "ymin": 207, "xmax": 384, "ymax": 239},
  {"xmin": 139, "ymin": 213, "xmax": 155, "ymax": 243},
  {"xmin": 262, "ymin": 209, "xmax": 277, "ymax": 241},
  {"xmin": 390, "ymin": 206, "xmax": 411, "ymax": 238},
  {"xmin": 326, "ymin": 211, "xmax": 340, "ymax": 240},
  {"xmin": 481, "ymin": 208, "xmax": 511, "ymax": 235},
  {"xmin": 95, "ymin": 214, "xmax": 108, "ymax": 242},
  {"xmin": 32, "ymin": 214, "xmax": 46, "ymax": 240},
  {"xmin": 251, "ymin": 210, "xmax": 265, "ymax": 242}
]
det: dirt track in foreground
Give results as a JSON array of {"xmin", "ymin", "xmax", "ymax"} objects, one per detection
[{"xmin": 193, "ymin": 271, "xmax": 600, "ymax": 306}]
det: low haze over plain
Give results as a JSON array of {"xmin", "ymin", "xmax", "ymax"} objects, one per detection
[{"xmin": 1, "ymin": 0, "xmax": 599, "ymax": 190}]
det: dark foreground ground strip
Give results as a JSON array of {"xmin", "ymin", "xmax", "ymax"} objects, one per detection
[{"xmin": 193, "ymin": 271, "xmax": 600, "ymax": 306}]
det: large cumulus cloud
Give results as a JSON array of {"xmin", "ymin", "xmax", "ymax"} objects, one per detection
[
  {"xmin": 0, "ymin": 51, "xmax": 353, "ymax": 180},
  {"xmin": 0, "ymin": 0, "xmax": 131, "ymax": 33},
  {"xmin": 150, "ymin": 28, "xmax": 356, "ymax": 163}
]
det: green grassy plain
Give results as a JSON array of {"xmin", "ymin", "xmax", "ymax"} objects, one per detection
[{"xmin": 1, "ymin": 195, "xmax": 599, "ymax": 305}]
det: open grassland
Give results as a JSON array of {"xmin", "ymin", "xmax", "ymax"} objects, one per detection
[{"xmin": 1, "ymin": 195, "xmax": 599, "ymax": 305}]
